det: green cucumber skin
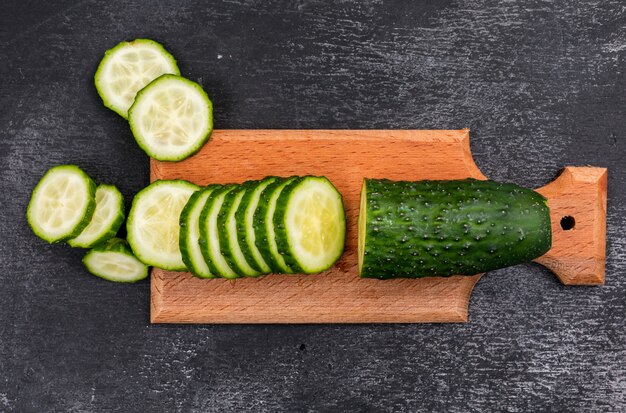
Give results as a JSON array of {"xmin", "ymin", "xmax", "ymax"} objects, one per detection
[
  {"xmin": 360, "ymin": 178, "xmax": 552, "ymax": 279},
  {"xmin": 272, "ymin": 177, "xmax": 306, "ymax": 273},
  {"xmin": 198, "ymin": 184, "xmax": 240, "ymax": 278},
  {"xmin": 217, "ymin": 184, "xmax": 260, "ymax": 277},
  {"xmin": 179, "ymin": 187, "xmax": 217, "ymax": 278},
  {"xmin": 235, "ymin": 178, "xmax": 277, "ymax": 274},
  {"xmin": 83, "ymin": 237, "xmax": 148, "ymax": 283},
  {"xmin": 252, "ymin": 177, "xmax": 291, "ymax": 273}
]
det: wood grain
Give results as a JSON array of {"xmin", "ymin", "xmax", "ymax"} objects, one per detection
[{"xmin": 150, "ymin": 130, "xmax": 606, "ymax": 323}]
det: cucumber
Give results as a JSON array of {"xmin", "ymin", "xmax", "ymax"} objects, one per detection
[
  {"xmin": 358, "ymin": 178, "xmax": 552, "ymax": 279},
  {"xmin": 217, "ymin": 184, "xmax": 262, "ymax": 277},
  {"xmin": 179, "ymin": 186, "xmax": 219, "ymax": 278},
  {"xmin": 253, "ymin": 177, "xmax": 298, "ymax": 273},
  {"xmin": 199, "ymin": 185, "xmax": 240, "ymax": 279},
  {"xmin": 94, "ymin": 39, "xmax": 180, "ymax": 118},
  {"xmin": 128, "ymin": 74, "xmax": 213, "ymax": 161},
  {"xmin": 234, "ymin": 177, "xmax": 278, "ymax": 274},
  {"xmin": 27, "ymin": 165, "xmax": 96, "ymax": 243},
  {"xmin": 82, "ymin": 238, "xmax": 148, "ymax": 283},
  {"xmin": 68, "ymin": 184, "xmax": 125, "ymax": 248},
  {"xmin": 274, "ymin": 176, "xmax": 346, "ymax": 274},
  {"xmin": 127, "ymin": 180, "xmax": 199, "ymax": 270}
]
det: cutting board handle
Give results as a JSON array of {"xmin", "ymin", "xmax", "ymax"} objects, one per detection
[{"xmin": 534, "ymin": 167, "xmax": 607, "ymax": 285}]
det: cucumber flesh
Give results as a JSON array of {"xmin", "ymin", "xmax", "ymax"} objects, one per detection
[
  {"xmin": 274, "ymin": 177, "xmax": 346, "ymax": 274},
  {"xmin": 27, "ymin": 165, "xmax": 96, "ymax": 243},
  {"xmin": 128, "ymin": 74, "xmax": 213, "ymax": 161},
  {"xmin": 199, "ymin": 185, "xmax": 240, "ymax": 278},
  {"xmin": 179, "ymin": 186, "xmax": 218, "ymax": 278},
  {"xmin": 358, "ymin": 178, "xmax": 552, "ymax": 278},
  {"xmin": 69, "ymin": 184, "xmax": 125, "ymax": 248},
  {"xmin": 127, "ymin": 180, "xmax": 199, "ymax": 270},
  {"xmin": 255, "ymin": 177, "xmax": 298, "ymax": 273},
  {"xmin": 94, "ymin": 39, "xmax": 180, "ymax": 118},
  {"xmin": 218, "ymin": 185, "xmax": 261, "ymax": 277},
  {"xmin": 83, "ymin": 238, "xmax": 148, "ymax": 282},
  {"xmin": 235, "ymin": 178, "xmax": 277, "ymax": 274}
]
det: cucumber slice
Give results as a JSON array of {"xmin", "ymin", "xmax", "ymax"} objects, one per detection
[
  {"xmin": 68, "ymin": 184, "xmax": 125, "ymax": 248},
  {"xmin": 127, "ymin": 180, "xmax": 199, "ymax": 270},
  {"xmin": 235, "ymin": 177, "xmax": 277, "ymax": 274},
  {"xmin": 179, "ymin": 186, "xmax": 219, "ymax": 278},
  {"xmin": 27, "ymin": 165, "xmax": 96, "ymax": 243},
  {"xmin": 199, "ymin": 185, "xmax": 240, "ymax": 279},
  {"xmin": 274, "ymin": 177, "xmax": 346, "ymax": 274},
  {"xmin": 94, "ymin": 39, "xmax": 180, "ymax": 118},
  {"xmin": 83, "ymin": 238, "xmax": 148, "ymax": 283},
  {"xmin": 128, "ymin": 74, "xmax": 213, "ymax": 161},
  {"xmin": 217, "ymin": 184, "xmax": 262, "ymax": 277},
  {"xmin": 254, "ymin": 177, "xmax": 298, "ymax": 274}
]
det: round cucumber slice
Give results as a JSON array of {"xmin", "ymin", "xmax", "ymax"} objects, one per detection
[
  {"xmin": 94, "ymin": 39, "xmax": 180, "ymax": 119},
  {"xmin": 218, "ymin": 184, "xmax": 262, "ymax": 277},
  {"xmin": 27, "ymin": 165, "xmax": 96, "ymax": 243},
  {"xmin": 179, "ymin": 186, "xmax": 220, "ymax": 278},
  {"xmin": 235, "ymin": 177, "xmax": 277, "ymax": 274},
  {"xmin": 83, "ymin": 238, "xmax": 148, "ymax": 283},
  {"xmin": 68, "ymin": 184, "xmax": 125, "ymax": 248},
  {"xmin": 274, "ymin": 177, "xmax": 346, "ymax": 274},
  {"xmin": 199, "ymin": 185, "xmax": 240, "ymax": 279},
  {"xmin": 127, "ymin": 180, "xmax": 199, "ymax": 270},
  {"xmin": 128, "ymin": 74, "xmax": 213, "ymax": 161}
]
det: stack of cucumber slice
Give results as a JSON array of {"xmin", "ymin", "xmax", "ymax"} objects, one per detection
[
  {"xmin": 95, "ymin": 39, "xmax": 213, "ymax": 161},
  {"xmin": 173, "ymin": 176, "xmax": 346, "ymax": 278},
  {"xmin": 27, "ymin": 165, "xmax": 148, "ymax": 282}
]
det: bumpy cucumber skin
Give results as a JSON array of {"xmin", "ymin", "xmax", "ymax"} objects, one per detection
[
  {"xmin": 68, "ymin": 184, "xmax": 125, "ymax": 248},
  {"xmin": 128, "ymin": 74, "xmax": 213, "ymax": 162},
  {"xmin": 235, "ymin": 178, "xmax": 277, "ymax": 274},
  {"xmin": 27, "ymin": 165, "xmax": 97, "ymax": 243},
  {"xmin": 83, "ymin": 238, "xmax": 148, "ymax": 283},
  {"xmin": 217, "ymin": 185, "xmax": 261, "ymax": 277},
  {"xmin": 94, "ymin": 39, "xmax": 181, "ymax": 119},
  {"xmin": 179, "ymin": 187, "xmax": 218, "ymax": 279},
  {"xmin": 198, "ymin": 184, "xmax": 241, "ymax": 278},
  {"xmin": 359, "ymin": 178, "xmax": 552, "ymax": 279},
  {"xmin": 272, "ymin": 177, "xmax": 306, "ymax": 273},
  {"xmin": 126, "ymin": 179, "xmax": 200, "ymax": 271}
]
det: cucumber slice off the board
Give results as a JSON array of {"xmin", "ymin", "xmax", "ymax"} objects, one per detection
[
  {"xmin": 199, "ymin": 185, "xmax": 240, "ymax": 279},
  {"xmin": 179, "ymin": 186, "xmax": 219, "ymax": 278},
  {"xmin": 217, "ymin": 184, "xmax": 262, "ymax": 277},
  {"xmin": 274, "ymin": 176, "xmax": 346, "ymax": 274},
  {"xmin": 94, "ymin": 39, "xmax": 180, "ymax": 118},
  {"xmin": 235, "ymin": 177, "xmax": 278, "ymax": 274},
  {"xmin": 83, "ymin": 238, "xmax": 148, "ymax": 283},
  {"xmin": 128, "ymin": 74, "xmax": 213, "ymax": 161},
  {"xmin": 27, "ymin": 165, "xmax": 96, "ymax": 243},
  {"xmin": 127, "ymin": 180, "xmax": 199, "ymax": 270},
  {"xmin": 68, "ymin": 184, "xmax": 125, "ymax": 248}
]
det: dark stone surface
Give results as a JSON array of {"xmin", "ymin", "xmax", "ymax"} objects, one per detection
[{"xmin": 1, "ymin": 1, "xmax": 624, "ymax": 411}]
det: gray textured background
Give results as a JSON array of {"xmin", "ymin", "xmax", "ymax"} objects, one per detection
[{"xmin": 1, "ymin": 0, "xmax": 625, "ymax": 412}]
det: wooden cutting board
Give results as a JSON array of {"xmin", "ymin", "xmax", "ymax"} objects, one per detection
[{"xmin": 150, "ymin": 130, "xmax": 607, "ymax": 323}]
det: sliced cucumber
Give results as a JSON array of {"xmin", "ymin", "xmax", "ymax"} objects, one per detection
[
  {"xmin": 274, "ymin": 177, "xmax": 346, "ymax": 274},
  {"xmin": 94, "ymin": 39, "xmax": 180, "ymax": 118},
  {"xmin": 179, "ymin": 186, "xmax": 219, "ymax": 278},
  {"xmin": 83, "ymin": 238, "xmax": 148, "ymax": 282},
  {"xmin": 127, "ymin": 180, "xmax": 199, "ymax": 270},
  {"xmin": 199, "ymin": 185, "xmax": 240, "ymax": 279},
  {"xmin": 254, "ymin": 177, "xmax": 298, "ymax": 274},
  {"xmin": 235, "ymin": 177, "xmax": 277, "ymax": 274},
  {"xmin": 68, "ymin": 184, "xmax": 125, "ymax": 248},
  {"xmin": 27, "ymin": 165, "xmax": 96, "ymax": 243},
  {"xmin": 217, "ymin": 184, "xmax": 262, "ymax": 277},
  {"xmin": 128, "ymin": 74, "xmax": 213, "ymax": 161}
]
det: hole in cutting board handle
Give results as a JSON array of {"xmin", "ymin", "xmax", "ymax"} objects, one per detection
[{"xmin": 560, "ymin": 215, "xmax": 575, "ymax": 231}]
